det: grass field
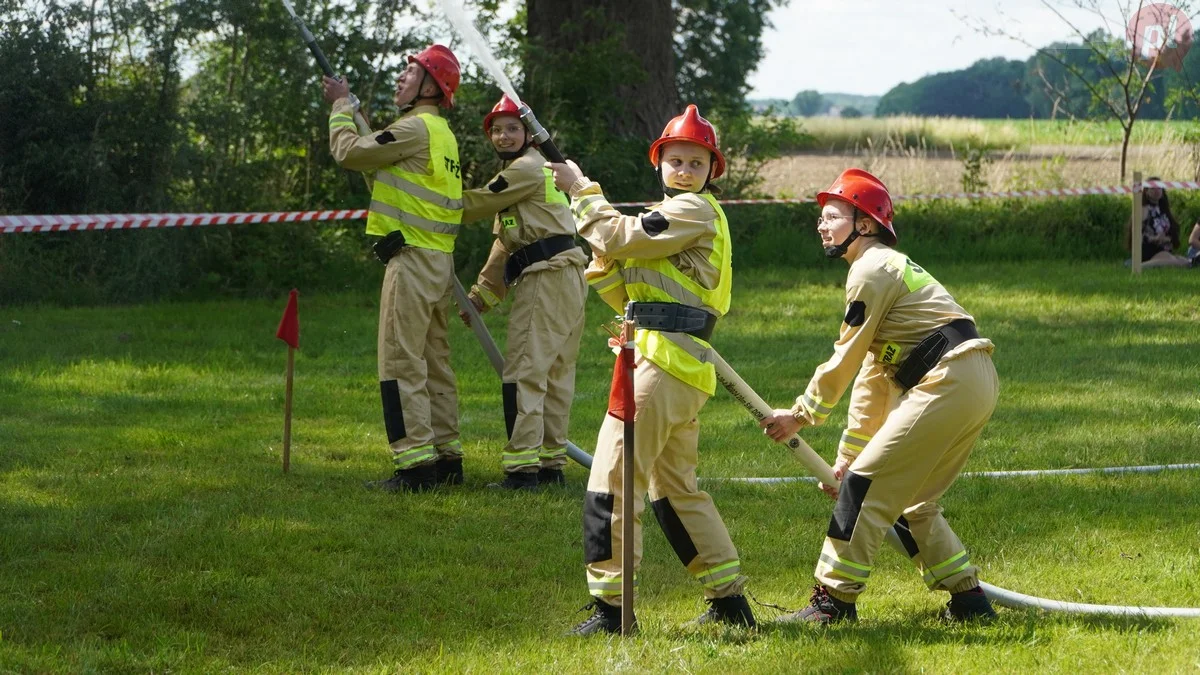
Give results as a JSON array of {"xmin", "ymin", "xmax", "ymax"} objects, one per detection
[{"xmin": 2, "ymin": 262, "xmax": 1200, "ymax": 673}]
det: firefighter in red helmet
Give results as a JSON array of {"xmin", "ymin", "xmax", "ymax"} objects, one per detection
[
  {"xmin": 760, "ymin": 168, "xmax": 1000, "ymax": 624},
  {"xmin": 323, "ymin": 44, "xmax": 467, "ymax": 492},
  {"xmin": 458, "ymin": 95, "xmax": 588, "ymax": 490},
  {"xmin": 547, "ymin": 104, "xmax": 756, "ymax": 635}
]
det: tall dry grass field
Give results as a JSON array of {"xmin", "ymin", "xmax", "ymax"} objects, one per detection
[{"xmin": 756, "ymin": 116, "xmax": 1200, "ymax": 198}]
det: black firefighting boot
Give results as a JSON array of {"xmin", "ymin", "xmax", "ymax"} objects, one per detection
[
  {"xmin": 434, "ymin": 458, "xmax": 464, "ymax": 485},
  {"xmin": 538, "ymin": 467, "xmax": 566, "ymax": 486},
  {"xmin": 693, "ymin": 594, "xmax": 757, "ymax": 628},
  {"xmin": 367, "ymin": 464, "xmax": 436, "ymax": 493},
  {"xmin": 487, "ymin": 471, "xmax": 539, "ymax": 491},
  {"xmin": 567, "ymin": 599, "xmax": 632, "ymax": 636},
  {"xmin": 943, "ymin": 586, "xmax": 997, "ymax": 622},
  {"xmin": 775, "ymin": 585, "xmax": 858, "ymax": 625}
]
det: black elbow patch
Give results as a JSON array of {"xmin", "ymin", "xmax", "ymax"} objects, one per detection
[
  {"xmin": 844, "ymin": 300, "xmax": 866, "ymax": 327},
  {"xmin": 488, "ymin": 176, "xmax": 509, "ymax": 193},
  {"xmin": 642, "ymin": 211, "xmax": 670, "ymax": 236},
  {"xmin": 374, "ymin": 131, "xmax": 396, "ymax": 145}
]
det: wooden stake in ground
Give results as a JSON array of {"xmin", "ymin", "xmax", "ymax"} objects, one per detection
[
  {"xmin": 275, "ymin": 289, "xmax": 300, "ymax": 473},
  {"xmin": 620, "ymin": 304, "xmax": 636, "ymax": 636},
  {"xmin": 1132, "ymin": 171, "xmax": 1143, "ymax": 276}
]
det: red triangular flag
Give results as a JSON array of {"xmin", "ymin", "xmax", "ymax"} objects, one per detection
[
  {"xmin": 606, "ymin": 348, "xmax": 635, "ymax": 421},
  {"xmin": 275, "ymin": 289, "xmax": 299, "ymax": 349}
]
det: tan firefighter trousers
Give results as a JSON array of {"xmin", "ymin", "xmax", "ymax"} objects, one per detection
[
  {"xmin": 817, "ymin": 347, "xmax": 999, "ymax": 602},
  {"xmin": 583, "ymin": 357, "xmax": 747, "ymax": 608},
  {"xmin": 501, "ymin": 265, "xmax": 587, "ymax": 473},
  {"xmin": 378, "ymin": 246, "xmax": 461, "ymax": 469}
]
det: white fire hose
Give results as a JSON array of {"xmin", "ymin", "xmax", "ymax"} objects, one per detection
[{"xmin": 709, "ymin": 349, "xmax": 1200, "ymax": 618}]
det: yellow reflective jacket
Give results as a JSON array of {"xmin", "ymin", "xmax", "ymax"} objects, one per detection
[{"xmin": 572, "ymin": 186, "xmax": 731, "ymax": 395}]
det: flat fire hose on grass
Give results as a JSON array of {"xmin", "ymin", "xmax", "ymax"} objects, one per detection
[
  {"xmin": 452, "ymin": 281, "xmax": 594, "ymax": 469},
  {"xmin": 709, "ymin": 349, "xmax": 1200, "ymax": 619}
]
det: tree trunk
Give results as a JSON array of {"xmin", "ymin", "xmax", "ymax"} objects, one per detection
[
  {"xmin": 1120, "ymin": 124, "xmax": 1132, "ymax": 184},
  {"xmin": 526, "ymin": 0, "xmax": 677, "ymax": 139}
]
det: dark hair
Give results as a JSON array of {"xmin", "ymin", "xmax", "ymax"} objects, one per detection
[{"xmin": 1143, "ymin": 176, "xmax": 1181, "ymax": 248}]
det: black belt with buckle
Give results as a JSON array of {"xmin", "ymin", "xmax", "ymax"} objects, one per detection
[
  {"xmin": 893, "ymin": 318, "xmax": 980, "ymax": 391},
  {"xmin": 628, "ymin": 302, "xmax": 718, "ymax": 342},
  {"xmin": 503, "ymin": 234, "xmax": 579, "ymax": 285}
]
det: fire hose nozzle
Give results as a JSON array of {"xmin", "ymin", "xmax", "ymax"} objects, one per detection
[
  {"xmin": 515, "ymin": 103, "xmax": 565, "ymax": 163},
  {"xmin": 517, "ymin": 103, "xmax": 551, "ymax": 146}
]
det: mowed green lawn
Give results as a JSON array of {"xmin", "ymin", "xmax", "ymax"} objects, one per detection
[{"xmin": 1, "ymin": 262, "xmax": 1198, "ymax": 673}]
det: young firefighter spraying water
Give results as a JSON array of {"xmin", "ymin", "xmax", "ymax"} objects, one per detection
[
  {"xmin": 547, "ymin": 105, "xmax": 756, "ymax": 635},
  {"xmin": 323, "ymin": 45, "xmax": 466, "ymax": 492},
  {"xmin": 458, "ymin": 96, "xmax": 588, "ymax": 491},
  {"xmin": 759, "ymin": 169, "xmax": 999, "ymax": 624}
]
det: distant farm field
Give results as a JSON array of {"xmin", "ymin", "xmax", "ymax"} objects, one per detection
[
  {"xmin": 785, "ymin": 116, "xmax": 1200, "ymax": 152},
  {"xmin": 757, "ymin": 117, "xmax": 1200, "ymax": 197}
]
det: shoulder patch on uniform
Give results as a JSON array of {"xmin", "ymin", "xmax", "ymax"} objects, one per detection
[
  {"xmin": 488, "ymin": 176, "xmax": 509, "ymax": 193},
  {"xmin": 844, "ymin": 300, "xmax": 866, "ymax": 327},
  {"xmin": 642, "ymin": 211, "xmax": 670, "ymax": 236},
  {"xmin": 374, "ymin": 131, "xmax": 396, "ymax": 145}
]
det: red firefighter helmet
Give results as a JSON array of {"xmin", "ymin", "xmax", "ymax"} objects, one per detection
[
  {"xmin": 648, "ymin": 104, "xmax": 726, "ymax": 180},
  {"xmin": 817, "ymin": 168, "xmax": 897, "ymax": 244},
  {"xmin": 483, "ymin": 95, "xmax": 522, "ymax": 133},
  {"xmin": 408, "ymin": 44, "xmax": 460, "ymax": 108}
]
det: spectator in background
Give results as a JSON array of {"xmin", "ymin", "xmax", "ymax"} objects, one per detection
[
  {"xmin": 1132, "ymin": 179, "xmax": 1194, "ymax": 268},
  {"xmin": 1187, "ymin": 221, "xmax": 1200, "ymax": 264}
]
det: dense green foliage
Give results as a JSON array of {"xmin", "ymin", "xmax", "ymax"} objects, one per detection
[
  {"xmin": 875, "ymin": 30, "xmax": 1200, "ymax": 121},
  {"xmin": 2, "ymin": 264, "xmax": 1198, "ymax": 672},
  {"xmin": 876, "ymin": 58, "xmax": 1031, "ymax": 118},
  {"xmin": 0, "ymin": 0, "xmax": 794, "ymax": 305}
]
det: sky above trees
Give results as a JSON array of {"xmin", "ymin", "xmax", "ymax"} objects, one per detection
[{"xmin": 749, "ymin": 0, "xmax": 1148, "ymax": 97}]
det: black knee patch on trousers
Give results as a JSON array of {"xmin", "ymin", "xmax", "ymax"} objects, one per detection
[
  {"xmin": 650, "ymin": 497, "xmax": 699, "ymax": 566},
  {"xmin": 828, "ymin": 471, "xmax": 872, "ymax": 541},
  {"xmin": 380, "ymin": 380, "xmax": 406, "ymax": 443},
  {"xmin": 893, "ymin": 515, "xmax": 920, "ymax": 558},
  {"xmin": 502, "ymin": 382, "xmax": 517, "ymax": 439},
  {"xmin": 583, "ymin": 491, "xmax": 615, "ymax": 564}
]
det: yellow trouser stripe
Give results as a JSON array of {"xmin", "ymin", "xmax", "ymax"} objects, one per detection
[
  {"xmin": 392, "ymin": 444, "xmax": 436, "ymax": 469},
  {"xmin": 694, "ymin": 560, "xmax": 741, "ymax": 587},
  {"xmin": 923, "ymin": 551, "xmax": 971, "ymax": 586},
  {"xmin": 502, "ymin": 451, "xmax": 539, "ymax": 467},
  {"xmin": 819, "ymin": 553, "xmax": 872, "ymax": 582}
]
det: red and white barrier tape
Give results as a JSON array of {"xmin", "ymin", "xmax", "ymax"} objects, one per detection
[
  {"xmin": 0, "ymin": 210, "xmax": 368, "ymax": 234},
  {"xmin": 4, "ymin": 180, "xmax": 1198, "ymax": 233}
]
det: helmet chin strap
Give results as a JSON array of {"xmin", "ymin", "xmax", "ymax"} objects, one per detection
[{"xmin": 824, "ymin": 207, "xmax": 878, "ymax": 259}]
